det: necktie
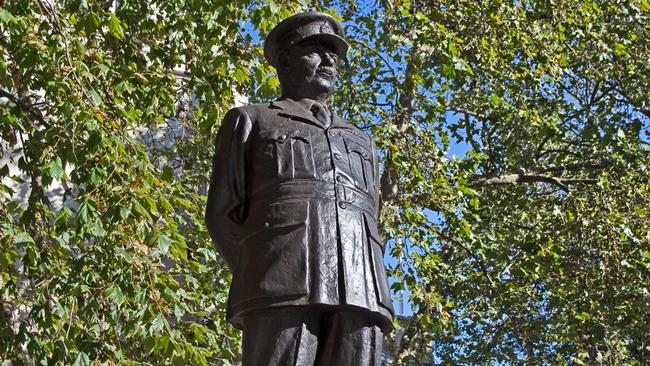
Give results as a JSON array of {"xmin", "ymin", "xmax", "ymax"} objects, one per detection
[{"xmin": 310, "ymin": 102, "xmax": 331, "ymax": 128}]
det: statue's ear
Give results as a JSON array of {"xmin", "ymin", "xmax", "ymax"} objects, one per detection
[{"xmin": 277, "ymin": 51, "xmax": 291, "ymax": 72}]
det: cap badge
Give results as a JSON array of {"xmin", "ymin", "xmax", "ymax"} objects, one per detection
[{"xmin": 319, "ymin": 23, "xmax": 332, "ymax": 34}]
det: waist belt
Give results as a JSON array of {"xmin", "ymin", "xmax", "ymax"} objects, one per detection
[{"xmin": 250, "ymin": 180, "xmax": 376, "ymax": 216}]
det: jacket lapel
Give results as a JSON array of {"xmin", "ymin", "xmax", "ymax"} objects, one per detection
[{"xmin": 270, "ymin": 98, "xmax": 325, "ymax": 129}]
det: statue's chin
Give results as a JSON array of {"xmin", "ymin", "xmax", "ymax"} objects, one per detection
[
  {"xmin": 314, "ymin": 73, "xmax": 336, "ymax": 85},
  {"xmin": 307, "ymin": 78, "xmax": 336, "ymax": 96}
]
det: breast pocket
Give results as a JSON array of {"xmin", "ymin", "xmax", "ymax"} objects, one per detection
[
  {"xmin": 344, "ymin": 137, "xmax": 375, "ymax": 193},
  {"xmin": 259, "ymin": 130, "xmax": 315, "ymax": 180}
]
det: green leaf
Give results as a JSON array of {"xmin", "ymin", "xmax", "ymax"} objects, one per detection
[
  {"xmin": 268, "ymin": 0, "xmax": 279, "ymax": 13},
  {"xmin": 84, "ymin": 12, "xmax": 102, "ymax": 32},
  {"xmin": 77, "ymin": 201, "xmax": 93, "ymax": 223},
  {"xmin": 119, "ymin": 205, "xmax": 131, "ymax": 220},
  {"xmin": 469, "ymin": 196, "xmax": 479, "ymax": 210},
  {"xmin": 0, "ymin": 8, "xmax": 15, "ymax": 24},
  {"xmin": 641, "ymin": 0, "xmax": 650, "ymax": 13},
  {"xmin": 160, "ymin": 166, "xmax": 175, "ymax": 182},
  {"xmin": 104, "ymin": 285, "xmax": 125, "ymax": 306},
  {"xmin": 44, "ymin": 156, "xmax": 64, "ymax": 180},
  {"xmin": 143, "ymin": 196, "xmax": 158, "ymax": 212},
  {"xmin": 108, "ymin": 13, "xmax": 125, "ymax": 40},
  {"xmin": 88, "ymin": 90, "xmax": 103, "ymax": 105},
  {"xmin": 133, "ymin": 200, "xmax": 149, "ymax": 218},
  {"xmin": 448, "ymin": 41, "xmax": 459, "ymax": 57},
  {"xmin": 170, "ymin": 236, "xmax": 187, "ymax": 261},
  {"xmin": 157, "ymin": 235, "xmax": 172, "ymax": 254},
  {"xmin": 73, "ymin": 352, "xmax": 90, "ymax": 366},
  {"xmin": 233, "ymin": 67, "xmax": 249, "ymax": 83},
  {"xmin": 14, "ymin": 232, "xmax": 34, "ymax": 244},
  {"xmin": 150, "ymin": 313, "xmax": 168, "ymax": 333},
  {"xmin": 88, "ymin": 221, "xmax": 106, "ymax": 237},
  {"xmin": 74, "ymin": 38, "xmax": 85, "ymax": 56},
  {"xmin": 159, "ymin": 197, "xmax": 172, "ymax": 212}
]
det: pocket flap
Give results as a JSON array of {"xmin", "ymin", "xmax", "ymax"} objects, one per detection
[
  {"xmin": 259, "ymin": 130, "xmax": 310, "ymax": 144},
  {"xmin": 243, "ymin": 200, "xmax": 309, "ymax": 238},
  {"xmin": 345, "ymin": 139, "xmax": 372, "ymax": 160}
]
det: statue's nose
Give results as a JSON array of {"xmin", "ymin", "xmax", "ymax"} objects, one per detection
[{"xmin": 320, "ymin": 52, "xmax": 336, "ymax": 65}]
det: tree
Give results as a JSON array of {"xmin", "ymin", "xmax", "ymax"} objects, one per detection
[
  {"xmin": 333, "ymin": 0, "xmax": 649, "ymax": 364},
  {"xmin": 1, "ymin": 0, "xmax": 649, "ymax": 365},
  {"xmin": 0, "ymin": 0, "xmax": 300, "ymax": 364}
]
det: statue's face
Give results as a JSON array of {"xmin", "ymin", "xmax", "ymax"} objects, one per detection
[{"xmin": 279, "ymin": 39, "xmax": 340, "ymax": 100}]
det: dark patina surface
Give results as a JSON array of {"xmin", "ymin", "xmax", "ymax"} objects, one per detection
[{"xmin": 205, "ymin": 11, "xmax": 393, "ymax": 365}]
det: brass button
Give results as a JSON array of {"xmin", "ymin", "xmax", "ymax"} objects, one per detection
[
  {"xmin": 278, "ymin": 134, "xmax": 287, "ymax": 141},
  {"xmin": 328, "ymin": 130, "xmax": 336, "ymax": 136},
  {"xmin": 336, "ymin": 175, "xmax": 344, "ymax": 183},
  {"xmin": 339, "ymin": 202, "xmax": 347, "ymax": 209},
  {"xmin": 333, "ymin": 153, "xmax": 342, "ymax": 160}
]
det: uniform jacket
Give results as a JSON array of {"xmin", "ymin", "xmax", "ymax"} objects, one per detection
[{"xmin": 205, "ymin": 97, "xmax": 394, "ymax": 331}]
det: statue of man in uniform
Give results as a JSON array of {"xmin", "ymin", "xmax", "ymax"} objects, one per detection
[{"xmin": 205, "ymin": 11, "xmax": 394, "ymax": 366}]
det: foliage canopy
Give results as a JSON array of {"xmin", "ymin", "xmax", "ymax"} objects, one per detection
[{"xmin": 1, "ymin": 0, "xmax": 648, "ymax": 365}]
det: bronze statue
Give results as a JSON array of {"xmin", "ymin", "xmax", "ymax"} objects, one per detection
[{"xmin": 205, "ymin": 11, "xmax": 393, "ymax": 365}]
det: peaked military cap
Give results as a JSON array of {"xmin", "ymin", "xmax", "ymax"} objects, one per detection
[{"xmin": 264, "ymin": 11, "xmax": 349, "ymax": 69}]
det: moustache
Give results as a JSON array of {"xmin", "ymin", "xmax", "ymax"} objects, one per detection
[{"xmin": 316, "ymin": 67, "xmax": 337, "ymax": 76}]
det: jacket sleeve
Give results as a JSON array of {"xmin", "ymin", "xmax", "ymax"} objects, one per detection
[{"xmin": 205, "ymin": 107, "xmax": 252, "ymax": 270}]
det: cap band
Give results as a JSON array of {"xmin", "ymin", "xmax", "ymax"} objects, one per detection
[{"xmin": 278, "ymin": 21, "xmax": 336, "ymax": 48}]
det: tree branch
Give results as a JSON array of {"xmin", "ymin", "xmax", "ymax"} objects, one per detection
[
  {"xmin": 0, "ymin": 88, "xmax": 51, "ymax": 128},
  {"xmin": 349, "ymin": 39, "xmax": 397, "ymax": 80},
  {"xmin": 464, "ymin": 112, "xmax": 481, "ymax": 152},
  {"xmin": 533, "ymin": 159, "xmax": 611, "ymax": 174},
  {"xmin": 471, "ymin": 173, "xmax": 597, "ymax": 192},
  {"xmin": 379, "ymin": 48, "xmax": 417, "ymax": 214},
  {"xmin": 447, "ymin": 107, "xmax": 489, "ymax": 120},
  {"xmin": 613, "ymin": 82, "xmax": 650, "ymax": 119}
]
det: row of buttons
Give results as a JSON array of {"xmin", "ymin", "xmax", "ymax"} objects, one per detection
[
  {"xmin": 336, "ymin": 174, "xmax": 349, "ymax": 210},
  {"xmin": 328, "ymin": 128, "xmax": 359, "ymax": 211}
]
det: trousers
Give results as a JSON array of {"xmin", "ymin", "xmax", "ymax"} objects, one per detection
[{"xmin": 242, "ymin": 307, "xmax": 384, "ymax": 366}]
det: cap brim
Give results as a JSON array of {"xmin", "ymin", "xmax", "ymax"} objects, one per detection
[
  {"xmin": 297, "ymin": 33, "xmax": 349, "ymax": 59},
  {"xmin": 266, "ymin": 33, "xmax": 349, "ymax": 69}
]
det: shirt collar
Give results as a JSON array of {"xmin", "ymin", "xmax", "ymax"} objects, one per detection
[{"xmin": 287, "ymin": 97, "xmax": 327, "ymax": 114}]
